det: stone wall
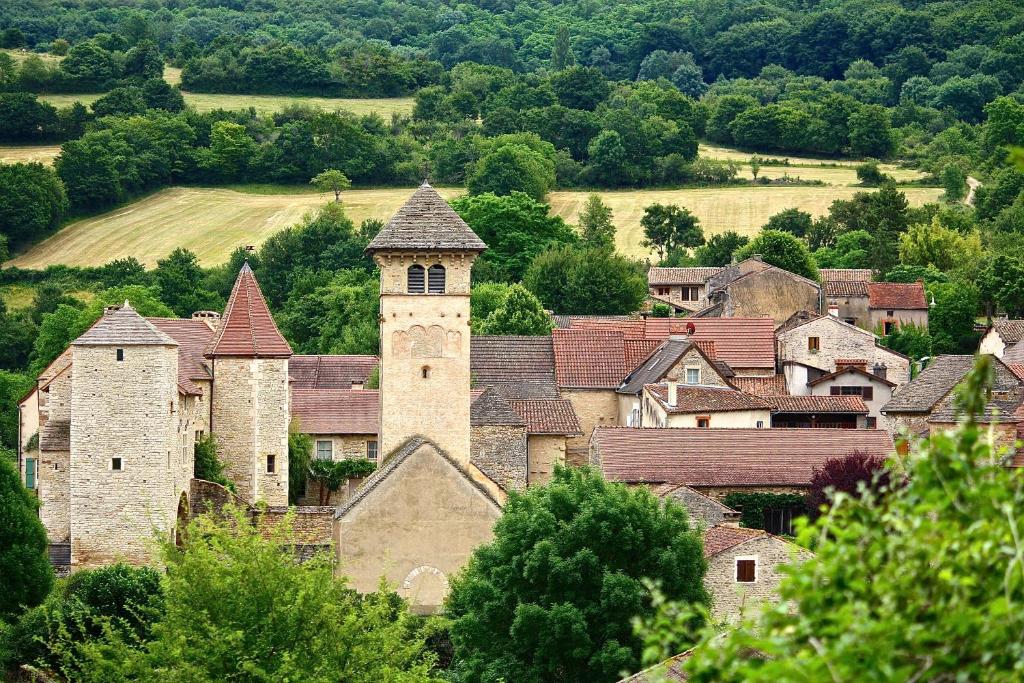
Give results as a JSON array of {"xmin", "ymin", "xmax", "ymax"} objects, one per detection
[
  {"xmin": 309, "ymin": 434, "xmax": 377, "ymax": 462},
  {"xmin": 705, "ymin": 534, "xmax": 812, "ymax": 624},
  {"xmin": 665, "ymin": 347, "xmax": 730, "ymax": 386},
  {"xmin": 471, "ymin": 424, "xmax": 527, "ymax": 491},
  {"xmin": 259, "ymin": 506, "xmax": 335, "ymax": 544},
  {"xmin": 693, "ymin": 485, "xmax": 808, "ymax": 501},
  {"xmin": 45, "ymin": 368, "xmax": 72, "ymax": 422},
  {"xmin": 719, "ymin": 269, "xmax": 821, "ymax": 325},
  {"xmin": 376, "ymin": 251, "xmax": 476, "ymax": 464},
  {"xmin": 868, "ymin": 308, "xmax": 928, "ymax": 332},
  {"xmin": 825, "ymin": 294, "xmax": 869, "ymax": 327},
  {"xmin": 70, "ymin": 343, "xmax": 183, "ymax": 568},
  {"xmin": 562, "ymin": 389, "xmax": 619, "ymax": 466},
  {"xmin": 527, "ymin": 434, "xmax": 566, "ymax": 485},
  {"xmin": 777, "ymin": 316, "xmax": 911, "ymax": 387},
  {"xmin": 210, "ymin": 357, "xmax": 289, "ymax": 506},
  {"xmin": 38, "ymin": 448, "xmax": 70, "ymax": 542},
  {"xmin": 978, "ymin": 329, "xmax": 1005, "ymax": 357}
]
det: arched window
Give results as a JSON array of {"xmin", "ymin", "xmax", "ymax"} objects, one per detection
[
  {"xmin": 407, "ymin": 264, "xmax": 425, "ymax": 293},
  {"xmin": 427, "ymin": 264, "xmax": 446, "ymax": 294}
]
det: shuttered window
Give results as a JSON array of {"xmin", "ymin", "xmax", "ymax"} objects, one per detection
[
  {"xmin": 829, "ymin": 386, "xmax": 874, "ymax": 400},
  {"xmin": 407, "ymin": 265, "xmax": 425, "ymax": 293},
  {"xmin": 428, "ymin": 264, "xmax": 446, "ymax": 294},
  {"xmin": 736, "ymin": 558, "xmax": 756, "ymax": 583}
]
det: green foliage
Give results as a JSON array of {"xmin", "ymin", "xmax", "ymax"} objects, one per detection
[
  {"xmin": 470, "ymin": 282, "xmax": 513, "ymax": 331},
  {"xmin": 287, "ymin": 429, "xmax": 313, "ymax": 505},
  {"xmin": 941, "ymin": 163, "xmax": 967, "ymax": 201},
  {"xmin": 193, "ymin": 435, "xmax": 233, "ymax": 491},
  {"xmin": 0, "ymin": 163, "xmax": 68, "ymax": 251},
  {"xmin": 928, "ymin": 281, "xmax": 980, "ymax": 354},
  {"xmin": 468, "ymin": 141, "xmax": 556, "ymax": 201},
  {"xmin": 735, "ymin": 230, "xmax": 818, "ymax": 280},
  {"xmin": 855, "ymin": 159, "xmax": 892, "ymax": 186},
  {"xmin": 655, "ymin": 356, "xmax": 1024, "ymax": 682},
  {"xmin": 762, "ymin": 208, "xmax": 812, "ymax": 238},
  {"xmin": 308, "ymin": 458, "xmax": 376, "ymax": 505},
  {"xmin": 577, "ymin": 194, "xmax": 616, "ymax": 249},
  {"xmin": 446, "ymin": 466, "xmax": 708, "ymax": 683},
  {"xmin": 310, "ymin": 169, "xmax": 352, "ymax": 203},
  {"xmin": 476, "ymin": 284, "xmax": 552, "ymax": 336},
  {"xmin": 650, "ymin": 303, "xmax": 673, "ymax": 317},
  {"xmin": 694, "ymin": 231, "xmax": 749, "ymax": 267},
  {"xmin": 278, "ymin": 269, "xmax": 380, "ymax": 355},
  {"xmin": 154, "ymin": 247, "xmax": 224, "ymax": 318},
  {"xmin": 978, "ymin": 255, "xmax": 1024, "ymax": 319},
  {"xmin": 524, "ymin": 244, "xmax": 648, "ymax": 315},
  {"xmin": 898, "ymin": 217, "xmax": 983, "ymax": 273},
  {"xmin": 640, "ymin": 204, "xmax": 704, "ymax": 262},
  {"xmin": 720, "ymin": 492, "xmax": 807, "ymax": 531},
  {"xmin": 879, "ymin": 323, "xmax": 932, "ymax": 363},
  {"xmin": 0, "ymin": 458, "xmax": 53, "ymax": 619}
]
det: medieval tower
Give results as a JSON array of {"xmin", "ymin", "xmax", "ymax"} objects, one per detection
[
  {"xmin": 367, "ymin": 182, "xmax": 487, "ymax": 462},
  {"xmin": 68, "ymin": 303, "xmax": 190, "ymax": 567},
  {"xmin": 206, "ymin": 263, "xmax": 292, "ymax": 505}
]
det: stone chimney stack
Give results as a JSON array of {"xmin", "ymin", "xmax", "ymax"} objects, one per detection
[{"xmin": 667, "ymin": 380, "xmax": 678, "ymax": 408}]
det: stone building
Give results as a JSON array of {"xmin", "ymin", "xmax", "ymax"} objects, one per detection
[
  {"xmin": 979, "ymin": 319, "xmax": 1024, "ymax": 358},
  {"xmin": 865, "ymin": 282, "xmax": 929, "ymax": 333},
  {"xmin": 821, "ymin": 268, "xmax": 872, "ymax": 326}
]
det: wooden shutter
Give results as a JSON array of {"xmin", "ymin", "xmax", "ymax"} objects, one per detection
[
  {"xmin": 407, "ymin": 265, "xmax": 425, "ymax": 293},
  {"xmin": 427, "ymin": 264, "xmax": 446, "ymax": 293},
  {"xmin": 830, "ymin": 386, "xmax": 841, "ymax": 395},
  {"xmin": 862, "ymin": 387, "xmax": 874, "ymax": 401},
  {"xmin": 736, "ymin": 559, "xmax": 756, "ymax": 582}
]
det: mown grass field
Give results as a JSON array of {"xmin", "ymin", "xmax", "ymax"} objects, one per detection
[
  {"xmin": 698, "ymin": 143, "xmax": 925, "ymax": 184},
  {"xmin": 0, "ymin": 144, "xmax": 62, "ymax": 165},
  {"xmin": 6, "ymin": 184, "xmax": 943, "ymax": 268}
]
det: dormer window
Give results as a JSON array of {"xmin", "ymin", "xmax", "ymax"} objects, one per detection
[
  {"xmin": 407, "ymin": 265, "xmax": 425, "ymax": 293},
  {"xmin": 427, "ymin": 264, "xmax": 446, "ymax": 294}
]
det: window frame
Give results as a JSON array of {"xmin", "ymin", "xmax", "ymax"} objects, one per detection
[
  {"xmin": 316, "ymin": 440, "xmax": 334, "ymax": 461},
  {"xmin": 735, "ymin": 556, "xmax": 758, "ymax": 583},
  {"xmin": 110, "ymin": 457, "xmax": 123, "ymax": 471},
  {"xmin": 807, "ymin": 336, "xmax": 820, "ymax": 352},
  {"xmin": 366, "ymin": 439, "xmax": 378, "ymax": 461},
  {"xmin": 685, "ymin": 367, "xmax": 701, "ymax": 385},
  {"xmin": 696, "ymin": 415, "xmax": 711, "ymax": 428},
  {"xmin": 407, "ymin": 264, "xmax": 425, "ymax": 294},
  {"xmin": 116, "ymin": 348, "xmax": 124, "ymax": 361},
  {"xmin": 427, "ymin": 264, "xmax": 446, "ymax": 294},
  {"xmin": 266, "ymin": 454, "xmax": 276, "ymax": 474}
]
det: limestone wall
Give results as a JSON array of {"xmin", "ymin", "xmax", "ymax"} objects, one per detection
[
  {"xmin": 720, "ymin": 269, "xmax": 820, "ymax": 324},
  {"xmin": 310, "ymin": 434, "xmax": 377, "ymax": 462},
  {"xmin": 705, "ymin": 535, "xmax": 812, "ymax": 624},
  {"xmin": 978, "ymin": 329, "xmax": 1005, "ymax": 357},
  {"xmin": 825, "ymin": 294, "xmax": 869, "ymax": 327},
  {"xmin": 471, "ymin": 424, "xmax": 527, "ymax": 491},
  {"xmin": 38, "ymin": 449, "xmax": 70, "ymax": 542},
  {"xmin": 777, "ymin": 316, "xmax": 911, "ymax": 387},
  {"xmin": 527, "ymin": 434, "xmax": 566, "ymax": 485},
  {"xmin": 665, "ymin": 348, "xmax": 730, "ymax": 387},
  {"xmin": 562, "ymin": 389, "xmax": 619, "ymax": 466},
  {"xmin": 69, "ymin": 343, "xmax": 181, "ymax": 568},
  {"xmin": 45, "ymin": 369, "xmax": 72, "ymax": 422},
  {"xmin": 868, "ymin": 308, "xmax": 928, "ymax": 332}
]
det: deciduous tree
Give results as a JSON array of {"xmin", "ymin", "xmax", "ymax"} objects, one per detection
[{"xmin": 0, "ymin": 458, "xmax": 53, "ymax": 619}]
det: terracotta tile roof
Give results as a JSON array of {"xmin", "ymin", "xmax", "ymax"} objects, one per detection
[
  {"xmin": 764, "ymin": 395, "xmax": 869, "ymax": 414},
  {"xmin": 37, "ymin": 348, "xmax": 72, "ymax": 386},
  {"xmin": 508, "ymin": 399, "xmax": 582, "ymax": 435},
  {"xmin": 820, "ymin": 268, "xmax": 872, "ymax": 282},
  {"xmin": 550, "ymin": 314, "xmax": 637, "ymax": 330},
  {"xmin": 867, "ymin": 282, "xmax": 928, "ymax": 310},
  {"xmin": 836, "ymin": 358, "xmax": 868, "ymax": 366},
  {"xmin": 647, "ymin": 266, "xmax": 723, "ymax": 285},
  {"xmin": 703, "ymin": 525, "xmax": 767, "ymax": 557},
  {"xmin": 569, "ymin": 318, "xmax": 647, "ymax": 340},
  {"xmin": 74, "ymin": 302, "xmax": 177, "ymax": 346},
  {"xmin": 646, "ymin": 384, "xmax": 770, "ymax": 413},
  {"xmin": 825, "ymin": 280, "xmax": 868, "ymax": 297},
  {"xmin": 624, "ymin": 339, "xmax": 662, "ymax": 372},
  {"xmin": 149, "ymin": 318, "xmax": 215, "ymax": 397},
  {"xmin": 471, "ymin": 336, "xmax": 559, "ymax": 399},
  {"xmin": 594, "ymin": 427, "xmax": 894, "ymax": 487},
  {"xmin": 289, "ymin": 355, "xmax": 378, "ymax": 389},
  {"xmin": 471, "ymin": 387, "xmax": 526, "ymax": 426},
  {"xmin": 672, "ymin": 318, "xmax": 776, "ymax": 369},
  {"xmin": 290, "ymin": 388, "xmax": 379, "ymax": 435},
  {"xmin": 992, "ymin": 320, "xmax": 1024, "ymax": 344},
  {"xmin": 883, "ymin": 355, "xmax": 975, "ymax": 413},
  {"xmin": 207, "ymin": 263, "xmax": 292, "ymax": 358},
  {"xmin": 807, "ymin": 365, "xmax": 897, "ymax": 389},
  {"xmin": 39, "ymin": 419, "xmax": 70, "ymax": 452},
  {"xmin": 552, "ymin": 328, "xmax": 627, "ymax": 388},
  {"xmin": 366, "ymin": 182, "xmax": 486, "ymax": 252},
  {"xmin": 729, "ymin": 375, "xmax": 787, "ymax": 396},
  {"xmin": 1008, "ymin": 364, "xmax": 1024, "ymax": 380}
]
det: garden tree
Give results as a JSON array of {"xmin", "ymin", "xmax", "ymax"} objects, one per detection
[
  {"xmin": 549, "ymin": 66, "xmax": 611, "ymax": 110},
  {"xmin": 813, "ymin": 229, "xmax": 873, "ymax": 269},
  {"xmin": 52, "ymin": 508, "xmax": 440, "ymax": 682},
  {"xmin": 524, "ymin": 245, "xmax": 647, "ymax": 315},
  {"xmin": 193, "ymin": 435, "xmax": 232, "ymax": 490},
  {"xmin": 308, "ymin": 459, "xmax": 376, "ymax": 505},
  {"xmin": 941, "ymin": 163, "xmax": 967, "ymax": 201},
  {"xmin": 0, "ymin": 162, "xmax": 67, "ymax": 249},
  {"xmin": 0, "ymin": 458, "xmax": 53, "ymax": 619},
  {"xmin": 288, "ymin": 429, "xmax": 312, "ymax": 505},
  {"xmin": 154, "ymin": 248, "xmax": 224, "ymax": 318},
  {"xmin": 928, "ymin": 281, "xmax": 980, "ymax": 354},
  {"xmin": 477, "ymin": 284, "xmax": 552, "ymax": 335},
  {"xmin": 898, "ymin": 217, "xmax": 983, "ymax": 273},
  {"xmin": 310, "ymin": 169, "xmax": 352, "ymax": 203},
  {"xmin": 29, "ymin": 286, "xmax": 174, "ymax": 376},
  {"xmin": 640, "ymin": 203, "xmax": 704, "ymax": 262},
  {"xmin": 847, "ymin": 105, "xmax": 895, "ymax": 157},
  {"xmin": 577, "ymin": 194, "xmax": 615, "ymax": 248},
  {"xmin": 735, "ymin": 229, "xmax": 818, "ymax": 280},
  {"xmin": 763, "ymin": 208, "xmax": 812, "ymax": 238},
  {"xmin": 646, "ymin": 357, "xmax": 1024, "ymax": 682},
  {"xmin": 0, "ymin": 93, "xmax": 59, "ymax": 142},
  {"xmin": 278, "ymin": 270, "xmax": 380, "ymax": 355},
  {"xmin": 446, "ymin": 466, "xmax": 707, "ymax": 683},
  {"xmin": 452, "ymin": 192, "xmax": 577, "ymax": 282},
  {"xmin": 880, "ymin": 322, "xmax": 932, "ymax": 362},
  {"xmin": 694, "ymin": 231, "xmax": 749, "ymax": 267},
  {"xmin": 551, "ymin": 26, "xmax": 574, "ymax": 70},
  {"xmin": 470, "ymin": 282, "xmax": 513, "ymax": 332},
  {"xmin": 0, "ymin": 371, "xmax": 33, "ymax": 452},
  {"xmin": 806, "ymin": 452, "xmax": 890, "ymax": 519},
  {"xmin": 855, "ymin": 159, "xmax": 891, "ymax": 186},
  {"xmin": 468, "ymin": 142, "xmax": 556, "ymax": 201},
  {"xmin": 978, "ymin": 255, "xmax": 1024, "ymax": 319},
  {"xmin": 806, "ymin": 216, "xmax": 839, "ymax": 251}
]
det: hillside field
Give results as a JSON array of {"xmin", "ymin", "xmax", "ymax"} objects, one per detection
[
  {"xmin": 0, "ymin": 144, "xmax": 62, "ymax": 165},
  {"xmin": 34, "ymin": 92, "xmax": 415, "ymax": 117},
  {"xmin": 6, "ymin": 184, "xmax": 943, "ymax": 269}
]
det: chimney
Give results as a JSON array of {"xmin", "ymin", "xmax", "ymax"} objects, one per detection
[
  {"xmin": 752, "ymin": 253, "xmax": 762, "ymax": 261},
  {"xmin": 872, "ymin": 363, "xmax": 887, "ymax": 381},
  {"xmin": 828, "ymin": 305, "xmax": 839, "ymax": 317},
  {"xmin": 667, "ymin": 381, "xmax": 678, "ymax": 408},
  {"xmin": 192, "ymin": 310, "xmax": 222, "ymax": 330}
]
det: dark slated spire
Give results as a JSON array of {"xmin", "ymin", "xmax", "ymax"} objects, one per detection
[{"xmin": 366, "ymin": 182, "xmax": 487, "ymax": 253}]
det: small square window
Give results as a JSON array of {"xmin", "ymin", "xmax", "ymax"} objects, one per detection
[
  {"xmin": 808, "ymin": 336, "xmax": 820, "ymax": 352},
  {"xmin": 316, "ymin": 440, "xmax": 333, "ymax": 460},
  {"xmin": 685, "ymin": 367, "xmax": 700, "ymax": 384},
  {"xmin": 736, "ymin": 558, "xmax": 756, "ymax": 583},
  {"xmin": 756, "ymin": 420, "xmax": 764, "ymax": 428},
  {"xmin": 116, "ymin": 348, "xmax": 124, "ymax": 361},
  {"xmin": 366, "ymin": 440, "xmax": 378, "ymax": 461},
  {"xmin": 696, "ymin": 416, "xmax": 710, "ymax": 428},
  {"xmin": 421, "ymin": 366, "xmax": 431, "ymax": 379},
  {"xmin": 886, "ymin": 310, "xmax": 894, "ymax": 317},
  {"xmin": 110, "ymin": 457, "xmax": 123, "ymax": 471},
  {"xmin": 866, "ymin": 416, "xmax": 877, "ymax": 429},
  {"xmin": 266, "ymin": 454, "xmax": 276, "ymax": 473}
]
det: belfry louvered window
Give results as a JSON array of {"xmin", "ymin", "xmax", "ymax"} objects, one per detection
[
  {"xmin": 428, "ymin": 264, "xmax": 446, "ymax": 293},
  {"xmin": 407, "ymin": 265, "xmax": 425, "ymax": 293}
]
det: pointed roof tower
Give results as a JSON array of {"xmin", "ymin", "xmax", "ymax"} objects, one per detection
[
  {"xmin": 366, "ymin": 182, "xmax": 487, "ymax": 253},
  {"xmin": 73, "ymin": 301, "xmax": 177, "ymax": 346},
  {"xmin": 205, "ymin": 262, "xmax": 292, "ymax": 358}
]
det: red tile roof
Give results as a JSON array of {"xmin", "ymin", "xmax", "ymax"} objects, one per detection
[
  {"xmin": 290, "ymin": 388, "xmax": 379, "ymax": 435},
  {"xmin": 552, "ymin": 328, "xmax": 627, "ymax": 388},
  {"xmin": 820, "ymin": 268, "xmax": 872, "ymax": 282},
  {"xmin": 150, "ymin": 318, "xmax": 217, "ymax": 396},
  {"xmin": 508, "ymin": 399, "xmax": 583, "ymax": 435},
  {"xmin": 703, "ymin": 526, "xmax": 767, "ymax": 557},
  {"xmin": 646, "ymin": 384, "xmax": 770, "ymax": 413},
  {"xmin": 824, "ymin": 280, "xmax": 868, "ymax": 297},
  {"xmin": 289, "ymin": 355, "xmax": 378, "ymax": 389},
  {"xmin": 867, "ymin": 282, "xmax": 928, "ymax": 310},
  {"xmin": 570, "ymin": 318, "xmax": 646, "ymax": 340},
  {"xmin": 594, "ymin": 427, "xmax": 894, "ymax": 487},
  {"xmin": 206, "ymin": 262, "xmax": 292, "ymax": 358},
  {"xmin": 763, "ymin": 395, "xmax": 869, "ymax": 414},
  {"xmin": 624, "ymin": 339, "xmax": 662, "ymax": 373},
  {"xmin": 1008, "ymin": 364, "xmax": 1024, "ymax": 380},
  {"xmin": 729, "ymin": 375, "xmax": 787, "ymax": 396},
  {"xmin": 647, "ymin": 266, "xmax": 723, "ymax": 285}
]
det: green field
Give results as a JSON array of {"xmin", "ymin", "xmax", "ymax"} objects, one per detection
[{"xmin": 6, "ymin": 184, "xmax": 943, "ymax": 268}]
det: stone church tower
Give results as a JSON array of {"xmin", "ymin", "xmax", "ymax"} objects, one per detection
[
  {"xmin": 367, "ymin": 182, "xmax": 487, "ymax": 462},
  {"xmin": 206, "ymin": 263, "xmax": 292, "ymax": 505}
]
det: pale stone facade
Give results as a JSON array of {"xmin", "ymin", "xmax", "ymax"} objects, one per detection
[
  {"xmin": 562, "ymin": 388, "xmax": 619, "ymax": 466},
  {"xmin": 777, "ymin": 316, "xmax": 911, "ymax": 387},
  {"xmin": 526, "ymin": 434, "xmax": 566, "ymax": 485}
]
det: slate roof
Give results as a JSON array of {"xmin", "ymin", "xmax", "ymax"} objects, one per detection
[
  {"xmin": 647, "ymin": 266, "xmax": 723, "ymax": 285},
  {"xmin": 654, "ymin": 484, "xmax": 741, "ymax": 528},
  {"xmin": 206, "ymin": 263, "xmax": 292, "ymax": 358},
  {"xmin": 39, "ymin": 419, "xmax": 70, "ymax": 452},
  {"xmin": 825, "ymin": 280, "xmax": 869, "ymax": 297},
  {"xmin": 764, "ymin": 395, "xmax": 869, "ymax": 414},
  {"xmin": 593, "ymin": 427, "xmax": 894, "ymax": 487},
  {"xmin": 646, "ymin": 384, "xmax": 770, "ymax": 413},
  {"xmin": 290, "ymin": 388, "xmax": 379, "ymax": 435},
  {"xmin": 820, "ymin": 268, "xmax": 872, "ymax": 282},
  {"xmin": 471, "ymin": 387, "xmax": 527, "ymax": 426},
  {"xmin": 992, "ymin": 320, "xmax": 1024, "ymax": 344},
  {"xmin": 883, "ymin": 355, "xmax": 976, "ymax": 413},
  {"xmin": 867, "ymin": 282, "xmax": 928, "ymax": 310},
  {"xmin": 289, "ymin": 355, "xmax": 379, "ymax": 389},
  {"xmin": 618, "ymin": 338, "xmax": 709, "ymax": 395},
  {"xmin": 729, "ymin": 375, "xmax": 788, "ymax": 396},
  {"xmin": 703, "ymin": 525, "xmax": 769, "ymax": 557},
  {"xmin": 73, "ymin": 302, "xmax": 177, "ymax": 346},
  {"xmin": 507, "ymin": 399, "xmax": 582, "ymax": 435},
  {"xmin": 470, "ymin": 336, "xmax": 559, "ymax": 399},
  {"xmin": 366, "ymin": 182, "xmax": 486, "ymax": 253},
  {"xmin": 552, "ymin": 328, "xmax": 628, "ymax": 388},
  {"xmin": 925, "ymin": 359, "xmax": 1024, "ymax": 424}
]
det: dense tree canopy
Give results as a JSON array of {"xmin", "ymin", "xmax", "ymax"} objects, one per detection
[{"xmin": 0, "ymin": 458, "xmax": 53, "ymax": 619}]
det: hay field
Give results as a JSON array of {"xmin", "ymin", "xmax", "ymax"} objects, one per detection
[
  {"xmin": 0, "ymin": 144, "xmax": 61, "ymax": 165},
  {"xmin": 36, "ymin": 91, "xmax": 414, "ymax": 116},
  {"xmin": 698, "ymin": 143, "xmax": 923, "ymax": 184},
  {"xmin": 8, "ymin": 184, "xmax": 943, "ymax": 268}
]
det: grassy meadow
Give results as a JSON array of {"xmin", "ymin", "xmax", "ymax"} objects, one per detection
[
  {"xmin": 6, "ymin": 184, "xmax": 943, "ymax": 268},
  {"xmin": 35, "ymin": 92, "xmax": 415, "ymax": 117}
]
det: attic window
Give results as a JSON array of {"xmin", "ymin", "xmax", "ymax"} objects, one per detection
[
  {"xmin": 685, "ymin": 367, "xmax": 700, "ymax": 384},
  {"xmin": 696, "ymin": 416, "xmax": 710, "ymax": 428},
  {"xmin": 736, "ymin": 557, "xmax": 757, "ymax": 583},
  {"xmin": 808, "ymin": 337, "xmax": 820, "ymax": 352},
  {"xmin": 407, "ymin": 265, "xmax": 425, "ymax": 293},
  {"xmin": 427, "ymin": 264, "xmax": 446, "ymax": 294},
  {"xmin": 116, "ymin": 348, "xmax": 124, "ymax": 361}
]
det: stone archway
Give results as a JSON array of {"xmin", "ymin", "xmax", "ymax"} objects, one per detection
[
  {"xmin": 174, "ymin": 491, "xmax": 189, "ymax": 547},
  {"xmin": 401, "ymin": 565, "xmax": 449, "ymax": 613}
]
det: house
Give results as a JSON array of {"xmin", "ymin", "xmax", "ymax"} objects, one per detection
[
  {"xmin": 641, "ymin": 383, "xmax": 771, "ymax": 429},
  {"xmin": 647, "ymin": 266, "xmax": 723, "ymax": 312},
  {"xmin": 866, "ymin": 282, "xmax": 929, "ymax": 333},
  {"xmin": 790, "ymin": 359, "xmax": 898, "ymax": 429},
  {"xmin": 821, "ymin": 268, "xmax": 872, "ymax": 326},
  {"xmin": 979, "ymin": 319, "xmax": 1024, "ymax": 357},
  {"xmin": 763, "ymin": 394, "xmax": 870, "ymax": 429},
  {"xmin": 702, "ymin": 257, "xmax": 822, "ymax": 325},
  {"xmin": 703, "ymin": 526, "xmax": 812, "ymax": 624},
  {"xmin": 652, "ymin": 484, "xmax": 741, "ymax": 528}
]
